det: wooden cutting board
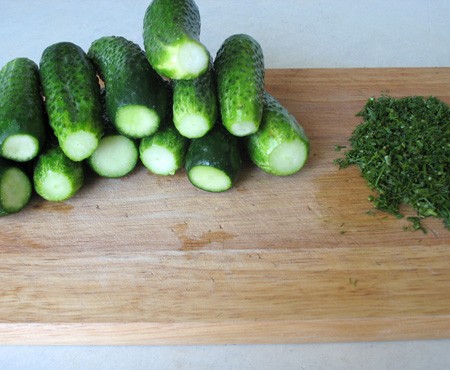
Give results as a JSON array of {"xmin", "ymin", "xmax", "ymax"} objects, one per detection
[{"xmin": 1, "ymin": 68, "xmax": 449, "ymax": 345}]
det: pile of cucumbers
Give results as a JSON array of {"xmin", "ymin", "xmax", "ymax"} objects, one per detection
[{"xmin": 0, "ymin": 0, "xmax": 309, "ymax": 216}]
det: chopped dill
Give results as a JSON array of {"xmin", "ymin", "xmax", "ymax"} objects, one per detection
[{"xmin": 335, "ymin": 95, "xmax": 450, "ymax": 231}]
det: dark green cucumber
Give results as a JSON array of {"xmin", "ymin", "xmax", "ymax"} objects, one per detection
[
  {"xmin": 214, "ymin": 34, "xmax": 265, "ymax": 137},
  {"xmin": 247, "ymin": 92, "xmax": 310, "ymax": 176},
  {"xmin": 0, "ymin": 58, "xmax": 46, "ymax": 162},
  {"xmin": 140, "ymin": 120, "xmax": 189, "ymax": 176},
  {"xmin": 143, "ymin": 0, "xmax": 210, "ymax": 79},
  {"xmin": 40, "ymin": 42, "xmax": 103, "ymax": 162},
  {"xmin": 172, "ymin": 61, "xmax": 217, "ymax": 138},
  {"xmin": 185, "ymin": 127, "xmax": 241, "ymax": 192},
  {"xmin": 33, "ymin": 146, "xmax": 84, "ymax": 201},
  {"xmin": 88, "ymin": 36, "xmax": 167, "ymax": 139},
  {"xmin": 0, "ymin": 158, "xmax": 32, "ymax": 216}
]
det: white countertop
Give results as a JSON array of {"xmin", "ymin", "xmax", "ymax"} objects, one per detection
[{"xmin": 1, "ymin": 1, "xmax": 449, "ymax": 369}]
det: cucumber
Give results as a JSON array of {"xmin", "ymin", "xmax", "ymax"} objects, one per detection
[
  {"xmin": 0, "ymin": 58, "xmax": 46, "ymax": 162},
  {"xmin": 247, "ymin": 92, "xmax": 310, "ymax": 176},
  {"xmin": 185, "ymin": 127, "xmax": 241, "ymax": 192},
  {"xmin": 0, "ymin": 158, "xmax": 32, "ymax": 216},
  {"xmin": 88, "ymin": 135, "xmax": 138, "ymax": 178},
  {"xmin": 172, "ymin": 62, "xmax": 217, "ymax": 138},
  {"xmin": 143, "ymin": 0, "xmax": 210, "ymax": 80},
  {"xmin": 40, "ymin": 42, "xmax": 103, "ymax": 162},
  {"xmin": 88, "ymin": 36, "xmax": 167, "ymax": 139},
  {"xmin": 33, "ymin": 146, "xmax": 84, "ymax": 201},
  {"xmin": 140, "ymin": 121, "xmax": 189, "ymax": 176},
  {"xmin": 214, "ymin": 34, "xmax": 265, "ymax": 137}
]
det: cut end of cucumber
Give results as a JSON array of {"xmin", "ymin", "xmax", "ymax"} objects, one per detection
[
  {"xmin": 115, "ymin": 105, "xmax": 159, "ymax": 138},
  {"xmin": 229, "ymin": 121, "xmax": 259, "ymax": 137},
  {"xmin": 0, "ymin": 167, "xmax": 32, "ymax": 214},
  {"xmin": 1, "ymin": 134, "xmax": 40, "ymax": 162},
  {"xmin": 176, "ymin": 113, "xmax": 210, "ymax": 138},
  {"xmin": 188, "ymin": 165, "xmax": 232, "ymax": 192},
  {"xmin": 268, "ymin": 140, "xmax": 309, "ymax": 176},
  {"xmin": 89, "ymin": 135, "xmax": 138, "ymax": 178},
  {"xmin": 141, "ymin": 145, "xmax": 178, "ymax": 176},
  {"xmin": 177, "ymin": 41, "xmax": 209, "ymax": 79},
  {"xmin": 62, "ymin": 131, "xmax": 99, "ymax": 162},
  {"xmin": 35, "ymin": 171, "xmax": 74, "ymax": 202}
]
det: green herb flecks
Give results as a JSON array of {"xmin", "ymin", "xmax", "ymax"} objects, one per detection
[{"xmin": 335, "ymin": 95, "xmax": 450, "ymax": 231}]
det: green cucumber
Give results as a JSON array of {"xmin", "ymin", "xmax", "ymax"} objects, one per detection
[
  {"xmin": 88, "ymin": 135, "xmax": 138, "ymax": 178},
  {"xmin": 172, "ymin": 62, "xmax": 217, "ymax": 138},
  {"xmin": 247, "ymin": 92, "xmax": 310, "ymax": 176},
  {"xmin": 88, "ymin": 36, "xmax": 167, "ymax": 139},
  {"xmin": 40, "ymin": 42, "xmax": 103, "ymax": 162},
  {"xmin": 0, "ymin": 58, "xmax": 46, "ymax": 162},
  {"xmin": 33, "ymin": 146, "xmax": 84, "ymax": 201},
  {"xmin": 0, "ymin": 158, "xmax": 32, "ymax": 216},
  {"xmin": 185, "ymin": 127, "xmax": 241, "ymax": 192},
  {"xmin": 214, "ymin": 34, "xmax": 265, "ymax": 137},
  {"xmin": 143, "ymin": 0, "xmax": 210, "ymax": 80},
  {"xmin": 140, "ymin": 121, "xmax": 189, "ymax": 176}
]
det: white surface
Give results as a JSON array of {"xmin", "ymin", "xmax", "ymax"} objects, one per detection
[{"xmin": 1, "ymin": 0, "xmax": 450, "ymax": 369}]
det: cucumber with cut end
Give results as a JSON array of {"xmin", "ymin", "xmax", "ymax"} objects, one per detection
[
  {"xmin": 0, "ymin": 158, "xmax": 32, "ymax": 216},
  {"xmin": 0, "ymin": 58, "xmax": 46, "ymax": 162},
  {"xmin": 173, "ymin": 62, "xmax": 217, "ymax": 138},
  {"xmin": 88, "ymin": 36, "xmax": 167, "ymax": 139},
  {"xmin": 33, "ymin": 146, "xmax": 84, "ymax": 202},
  {"xmin": 143, "ymin": 0, "xmax": 210, "ymax": 80},
  {"xmin": 140, "ymin": 121, "xmax": 189, "ymax": 176},
  {"xmin": 40, "ymin": 42, "xmax": 103, "ymax": 162},
  {"xmin": 247, "ymin": 92, "xmax": 310, "ymax": 176},
  {"xmin": 214, "ymin": 34, "xmax": 265, "ymax": 137},
  {"xmin": 185, "ymin": 127, "xmax": 241, "ymax": 192},
  {"xmin": 88, "ymin": 135, "xmax": 138, "ymax": 178}
]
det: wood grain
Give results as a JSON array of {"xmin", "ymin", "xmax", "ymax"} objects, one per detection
[{"xmin": 1, "ymin": 68, "xmax": 449, "ymax": 344}]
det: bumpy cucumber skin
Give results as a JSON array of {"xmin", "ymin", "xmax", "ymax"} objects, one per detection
[
  {"xmin": 185, "ymin": 127, "xmax": 242, "ymax": 191},
  {"xmin": 247, "ymin": 92, "xmax": 310, "ymax": 175},
  {"xmin": 33, "ymin": 146, "xmax": 84, "ymax": 201},
  {"xmin": 88, "ymin": 36, "xmax": 167, "ymax": 135},
  {"xmin": 39, "ymin": 42, "xmax": 103, "ymax": 160},
  {"xmin": 143, "ymin": 0, "xmax": 209, "ymax": 79},
  {"xmin": 214, "ymin": 34, "xmax": 265, "ymax": 136},
  {"xmin": 172, "ymin": 62, "xmax": 217, "ymax": 138},
  {"xmin": 140, "ymin": 123, "xmax": 189, "ymax": 175},
  {"xmin": 0, "ymin": 58, "xmax": 46, "ymax": 160},
  {"xmin": 0, "ymin": 158, "xmax": 32, "ymax": 216}
]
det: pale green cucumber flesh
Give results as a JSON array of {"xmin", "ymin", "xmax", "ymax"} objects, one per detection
[
  {"xmin": 228, "ymin": 121, "xmax": 259, "ymax": 137},
  {"xmin": 89, "ymin": 135, "xmax": 138, "ymax": 178},
  {"xmin": 175, "ymin": 113, "xmax": 210, "ymax": 138},
  {"xmin": 36, "ymin": 171, "xmax": 74, "ymax": 202},
  {"xmin": 0, "ymin": 167, "xmax": 31, "ymax": 213},
  {"xmin": 1, "ymin": 134, "xmax": 40, "ymax": 162},
  {"xmin": 268, "ymin": 140, "xmax": 309, "ymax": 176},
  {"xmin": 188, "ymin": 165, "xmax": 232, "ymax": 192},
  {"xmin": 141, "ymin": 145, "xmax": 178, "ymax": 176},
  {"xmin": 61, "ymin": 131, "xmax": 99, "ymax": 162},
  {"xmin": 115, "ymin": 105, "xmax": 159, "ymax": 138}
]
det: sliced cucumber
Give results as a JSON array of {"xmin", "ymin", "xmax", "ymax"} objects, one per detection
[
  {"xmin": 173, "ymin": 62, "xmax": 217, "ymax": 138},
  {"xmin": 140, "ymin": 123, "xmax": 189, "ymax": 176},
  {"xmin": 39, "ymin": 42, "xmax": 103, "ymax": 162},
  {"xmin": 33, "ymin": 147, "xmax": 84, "ymax": 201},
  {"xmin": 0, "ymin": 158, "xmax": 32, "ymax": 216},
  {"xmin": 247, "ymin": 92, "xmax": 310, "ymax": 176},
  {"xmin": 0, "ymin": 58, "xmax": 46, "ymax": 162},
  {"xmin": 185, "ymin": 128, "xmax": 241, "ymax": 192},
  {"xmin": 214, "ymin": 34, "xmax": 265, "ymax": 137},
  {"xmin": 143, "ymin": 0, "xmax": 210, "ymax": 79},
  {"xmin": 88, "ymin": 36, "xmax": 167, "ymax": 139},
  {"xmin": 88, "ymin": 135, "xmax": 138, "ymax": 178}
]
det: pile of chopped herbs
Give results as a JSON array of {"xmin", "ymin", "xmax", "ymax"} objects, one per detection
[{"xmin": 335, "ymin": 95, "xmax": 449, "ymax": 231}]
